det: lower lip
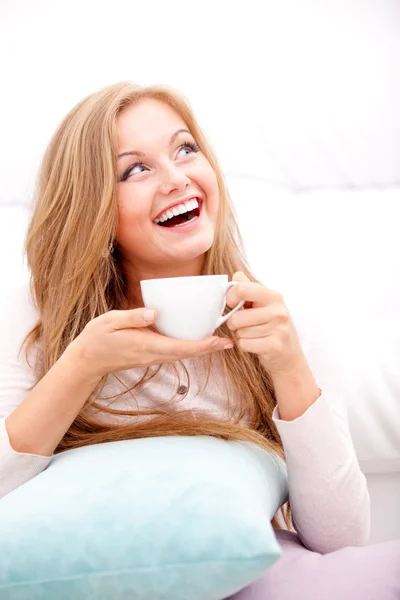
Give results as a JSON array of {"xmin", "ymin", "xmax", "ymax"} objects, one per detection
[{"xmin": 154, "ymin": 200, "xmax": 204, "ymax": 234}]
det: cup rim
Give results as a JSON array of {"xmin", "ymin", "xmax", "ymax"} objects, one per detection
[{"xmin": 140, "ymin": 274, "xmax": 228, "ymax": 286}]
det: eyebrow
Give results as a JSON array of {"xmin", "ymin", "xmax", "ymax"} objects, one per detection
[{"xmin": 117, "ymin": 128, "xmax": 192, "ymax": 160}]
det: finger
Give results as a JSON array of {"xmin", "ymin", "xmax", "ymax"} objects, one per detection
[
  {"xmin": 236, "ymin": 336, "xmax": 280, "ymax": 356},
  {"xmin": 227, "ymin": 306, "xmax": 271, "ymax": 331},
  {"xmin": 232, "ymin": 271, "xmax": 250, "ymax": 283},
  {"xmin": 190, "ymin": 338, "xmax": 235, "ymax": 358},
  {"xmin": 182, "ymin": 336, "xmax": 235, "ymax": 357},
  {"xmin": 226, "ymin": 282, "xmax": 282, "ymax": 309},
  {"xmin": 234, "ymin": 323, "xmax": 271, "ymax": 339},
  {"xmin": 227, "ymin": 306, "xmax": 289, "ymax": 332},
  {"xmin": 104, "ymin": 307, "xmax": 158, "ymax": 331},
  {"xmin": 232, "ymin": 272, "xmax": 252, "ymax": 309},
  {"xmin": 146, "ymin": 332, "xmax": 234, "ymax": 359}
]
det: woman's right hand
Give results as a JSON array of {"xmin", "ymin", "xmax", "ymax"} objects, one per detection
[{"xmin": 66, "ymin": 308, "xmax": 234, "ymax": 383}]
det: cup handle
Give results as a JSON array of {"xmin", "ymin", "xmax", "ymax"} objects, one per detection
[{"xmin": 215, "ymin": 281, "xmax": 245, "ymax": 329}]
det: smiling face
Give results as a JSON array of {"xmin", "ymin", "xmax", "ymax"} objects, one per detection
[{"xmin": 115, "ymin": 98, "xmax": 220, "ymax": 293}]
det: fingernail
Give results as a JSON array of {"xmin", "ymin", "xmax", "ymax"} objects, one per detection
[
  {"xmin": 224, "ymin": 343, "xmax": 235, "ymax": 350},
  {"xmin": 144, "ymin": 309, "xmax": 155, "ymax": 322}
]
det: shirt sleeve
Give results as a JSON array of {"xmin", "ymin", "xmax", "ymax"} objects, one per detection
[
  {"xmin": 272, "ymin": 391, "xmax": 371, "ymax": 554},
  {"xmin": 0, "ymin": 283, "xmax": 53, "ymax": 499}
]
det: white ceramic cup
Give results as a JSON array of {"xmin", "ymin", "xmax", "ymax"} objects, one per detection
[{"xmin": 140, "ymin": 274, "xmax": 245, "ymax": 340}]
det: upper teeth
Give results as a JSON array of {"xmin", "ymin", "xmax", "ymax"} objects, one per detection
[{"xmin": 154, "ymin": 198, "xmax": 199, "ymax": 224}]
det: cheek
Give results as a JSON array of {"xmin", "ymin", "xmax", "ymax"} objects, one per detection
[
  {"xmin": 115, "ymin": 187, "xmax": 151, "ymax": 240},
  {"xmin": 117, "ymin": 186, "xmax": 149, "ymax": 221},
  {"xmin": 205, "ymin": 170, "xmax": 220, "ymax": 217},
  {"xmin": 196, "ymin": 162, "xmax": 219, "ymax": 205}
]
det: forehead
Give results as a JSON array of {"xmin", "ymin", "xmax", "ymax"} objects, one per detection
[{"xmin": 117, "ymin": 98, "xmax": 187, "ymax": 149}]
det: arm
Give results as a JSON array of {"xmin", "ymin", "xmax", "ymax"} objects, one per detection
[
  {"xmin": 267, "ymin": 316, "xmax": 371, "ymax": 554},
  {"xmin": 1, "ymin": 347, "xmax": 99, "ymax": 498},
  {"xmin": 5, "ymin": 347, "xmax": 101, "ymax": 457},
  {"xmin": 272, "ymin": 389, "xmax": 370, "ymax": 554},
  {"xmin": 0, "ymin": 285, "xmax": 101, "ymax": 498},
  {"xmin": 225, "ymin": 272, "xmax": 370, "ymax": 554},
  {"xmin": 267, "ymin": 334, "xmax": 371, "ymax": 554},
  {"xmin": 269, "ymin": 354, "xmax": 321, "ymax": 421}
]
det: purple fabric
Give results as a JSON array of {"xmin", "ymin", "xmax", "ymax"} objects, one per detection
[{"xmin": 226, "ymin": 530, "xmax": 400, "ymax": 600}]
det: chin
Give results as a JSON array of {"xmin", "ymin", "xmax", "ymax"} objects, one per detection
[
  {"xmin": 184, "ymin": 231, "xmax": 215, "ymax": 257},
  {"xmin": 163, "ymin": 236, "xmax": 214, "ymax": 268}
]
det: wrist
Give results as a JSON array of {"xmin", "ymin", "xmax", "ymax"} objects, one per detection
[
  {"xmin": 268, "ymin": 355, "xmax": 313, "ymax": 381},
  {"xmin": 62, "ymin": 340, "xmax": 104, "ymax": 387},
  {"xmin": 267, "ymin": 358, "xmax": 321, "ymax": 421}
]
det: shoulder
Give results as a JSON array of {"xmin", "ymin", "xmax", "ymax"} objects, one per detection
[
  {"xmin": 0, "ymin": 281, "xmax": 39, "ymax": 324},
  {"xmin": 0, "ymin": 282, "xmax": 40, "ymax": 354},
  {"xmin": 0, "ymin": 283, "xmax": 42, "ymax": 419}
]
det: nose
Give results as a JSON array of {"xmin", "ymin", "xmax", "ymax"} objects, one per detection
[{"xmin": 159, "ymin": 163, "xmax": 190, "ymax": 195}]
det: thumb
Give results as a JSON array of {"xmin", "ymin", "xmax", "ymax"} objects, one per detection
[
  {"xmin": 232, "ymin": 271, "xmax": 249, "ymax": 283},
  {"xmin": 102, "ymin": 307, "xmax": 158, "ymax": 331},
  {"xmin": 120, "ymin": 307, "xmax": 157, "ymax": 328},
  {"xmin": 141, "ymin": 307, "xmax": 158, "ymax": 324}
]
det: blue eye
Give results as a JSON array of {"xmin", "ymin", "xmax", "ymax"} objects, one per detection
[
  {"xmin": 121, "ymin": 162, "xmax": 148, "ymax": 181},
  {"xmin": 177, "ymin": 141, "xmax": 200, "ymax": 157},
  {"xmin": 130, "ymin": 163, "xmax": 147, "ymax": 175}
]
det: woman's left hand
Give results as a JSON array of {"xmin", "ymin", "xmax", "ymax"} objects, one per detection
[
  {"xmin": 225, "ymin": 271, "xmax": 308, "ymax": 375},
  {"xmin": 226, "ymin": 272, "xmax": 322, "ymax": 420}
]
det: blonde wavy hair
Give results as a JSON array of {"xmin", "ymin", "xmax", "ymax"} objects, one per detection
[{"xmin": 21, "ymin": 81, "xmax": 291, "ymax": 529}]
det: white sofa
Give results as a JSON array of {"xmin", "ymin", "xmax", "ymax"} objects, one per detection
[{"xmin": 229, "ymin": 176, "xmax": 400, "ymax": 544}]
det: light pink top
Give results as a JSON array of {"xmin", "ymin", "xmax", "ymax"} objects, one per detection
[{"xmin": 0, "ymin": 284, "xmax": 370, "ymax": 554}]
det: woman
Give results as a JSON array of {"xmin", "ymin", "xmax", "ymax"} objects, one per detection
[{"xmin": 1, "ymin": 81, "xmax": 397, "ymax": 598}]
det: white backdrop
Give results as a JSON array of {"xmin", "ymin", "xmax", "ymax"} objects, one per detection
[{"xmin": 0, "ymin": 0, "xmax": 399, "ymax": 207}]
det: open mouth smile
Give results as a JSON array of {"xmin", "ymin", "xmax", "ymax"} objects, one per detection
[{"xmin": 153, "ymin": 197, "xmax": 203, "ymax": 230}]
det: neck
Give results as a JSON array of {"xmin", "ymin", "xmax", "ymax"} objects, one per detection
[{"xmin": 122, "ymin": 253, "xmax": 207, "ymax": 308}]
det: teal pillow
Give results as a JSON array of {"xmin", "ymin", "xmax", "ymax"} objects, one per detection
[{"xmin": 0, "ymin": 436, "xmax": 288, "ymax": 600}]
